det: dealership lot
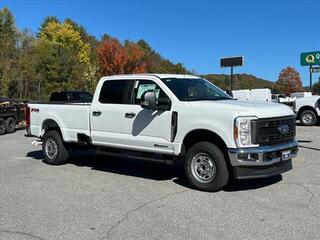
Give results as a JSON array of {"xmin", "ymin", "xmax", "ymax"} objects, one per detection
[{"xmin": 0, "ymin": 126, "xmax": 319, "ymax": 240}]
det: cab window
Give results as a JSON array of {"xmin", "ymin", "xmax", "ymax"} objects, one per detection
[{"xmin": 99, "ymin": 80, "xmax": 130, "ymax": 104}]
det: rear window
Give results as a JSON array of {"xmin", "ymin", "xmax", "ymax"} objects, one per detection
[
  {"xmin": 99, "ymin": 80, "xmax": 129, "ymax": 104},
  {"xmin": 50, "ymin": 92, "xmax": 68, "ymax": 101},
  {"xmin": 70, "ymin": 92, "xmax": 93, "ymax": 102}
]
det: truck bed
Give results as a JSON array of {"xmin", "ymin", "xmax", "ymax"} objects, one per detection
[{"xmin": 28, "ymin": 102, "xmax": 91, "ymax": 142}]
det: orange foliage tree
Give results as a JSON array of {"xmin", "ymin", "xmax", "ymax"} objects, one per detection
[
  {"xmin": 97, "ymin": 38, "xmax": 147, "ymax": 76},
  {"xmin": 275, "ymin": 67, "xmax": 304, "ymax": 95}
]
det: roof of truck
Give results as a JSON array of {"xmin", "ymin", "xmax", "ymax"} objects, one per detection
[{"xmin": 104, "ymin": 73, "xmax": 201, "ymax": 79}]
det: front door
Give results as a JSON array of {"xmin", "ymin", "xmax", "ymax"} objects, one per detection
[{"xmin": 123, "ymin": 79, "xmax": 174, "ymax": 154}]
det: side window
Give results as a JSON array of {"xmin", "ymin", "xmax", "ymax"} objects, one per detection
[
  {"xmin": 99, "ymin": 80, "xmax": 129, "ymax": 104},
  {"xmin": 72, "ymin": 92, "xmax": 80, "ymax": 101},
  {"xmin": 133, "ymin": 80, "xmax": 167, "ymax": 105}
]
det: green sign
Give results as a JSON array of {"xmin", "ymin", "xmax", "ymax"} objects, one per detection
[{"xmin": 300, "ymin": 51, "xmax": 320, "ymax": 66}]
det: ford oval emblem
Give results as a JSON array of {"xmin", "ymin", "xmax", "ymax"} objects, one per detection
[{"xmin": 278, "ymin": 124, "xmax": 289, "ymax": 134}]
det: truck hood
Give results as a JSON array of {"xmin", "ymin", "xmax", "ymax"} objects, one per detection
[{"xmin": 186, "ymin": 99, "xmax": 294, "ymax": 118}]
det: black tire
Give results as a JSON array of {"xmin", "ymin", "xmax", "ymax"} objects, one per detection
[
  {"xmin": 42, "ymin": 130, "xmax": 69, "ymax": 165},
  {"xmin": 5, "ymin": 117, "xmax": 16, "ymax": 134},
  {"xmin": 184, "ymin": 142, "xmax": 229, "ymax": 192},
  {"xmin": 300, "ymin": 110, "xmax": 317, "ymax": 126},
  {"xmin": 0, "ymin": 118, "xmax": 7, "ymax": 135}
]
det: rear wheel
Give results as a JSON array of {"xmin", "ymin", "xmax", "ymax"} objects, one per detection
[
  {"xmin": 184, "ymin": 142, "xmax": 229, "ymax": 192},
  {"xmin": 0, "ymin": 118, "xmax": 6, "ymax": 135},
  {"xmin": 42, "ymin": 130, "xmax": 69, "ymax": 165},
  {"xmin": 300, "ymin": 110, "xmax": 317, "ymax": 126},
  {"xmin": 5, "ymin": 117, "xmax": 16, "ymax": 134}
]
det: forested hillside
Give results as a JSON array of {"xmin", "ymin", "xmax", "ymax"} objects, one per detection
[{"xmin": 202, "ymin": 73, "xmax": 274, "ymax": 90}]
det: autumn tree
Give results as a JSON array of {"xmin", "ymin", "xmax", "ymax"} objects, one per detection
[
  {"xmin": 137, "ymin": 39, "xmax": 189, "ymax": 74},
  {"xmin": 37, "ymin": 20, "xmax": 92, "ymax": 94},
  {"xmin": 97, "ymin": 38, "xmax": 147, "ymax": 76},
  {"xmin": 275, "ymin": 67, "xmax": 304, "ymax": 95}
]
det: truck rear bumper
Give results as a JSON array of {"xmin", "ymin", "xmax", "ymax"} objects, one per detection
[{"xmin": 228, "ymin": 140, "xmax": 298, "ymax": 179}]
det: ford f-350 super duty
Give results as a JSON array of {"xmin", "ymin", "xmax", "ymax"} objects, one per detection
[{"xmin": 26, "ymin": 74, "xmax": 298, "ymax": 191}]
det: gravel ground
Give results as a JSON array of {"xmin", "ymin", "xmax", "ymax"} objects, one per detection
[{"xmin": 0, "ymin": 126, "xmax": 319, "ymax": 240}]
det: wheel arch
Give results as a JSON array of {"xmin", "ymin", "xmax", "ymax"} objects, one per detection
[
  {"xmin": 181, "ymin": 129, "xmax": 232, "ymax": 169},
  {"xmin": 297, "ymin": 106, "xmax": 317, "ymax": 120},
  {"xmin": 41, "ymin": 119, "xmax": 63, "ymax": 139}
]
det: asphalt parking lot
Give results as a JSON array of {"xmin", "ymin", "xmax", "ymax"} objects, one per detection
[{"xmin": 0, "ymin": 126, "xmax": 319, "ymax": 240}]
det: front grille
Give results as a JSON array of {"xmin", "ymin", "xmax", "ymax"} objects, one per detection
[{"xmin": 251, "ymin": 116, "xmax": 296, "ymax": 145}]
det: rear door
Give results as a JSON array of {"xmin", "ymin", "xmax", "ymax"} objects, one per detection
[
  {"xmin": 122, "ymin": 79, "xmax": 174, "ymax": 153},
  {"xmin": 90, "ymin": 79, "xmax": 133, "ymax": 147}
]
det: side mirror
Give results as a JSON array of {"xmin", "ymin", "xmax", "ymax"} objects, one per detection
[{"xmin": 141, "ymin": 90, "xmax": 157, "ymax": 110}]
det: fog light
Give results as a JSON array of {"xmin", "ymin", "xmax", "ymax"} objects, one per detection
[
  {"xmin": 238, "ymin": 153, "xmax": 259, "ymax": 161},
  {"xmin": 264, "ymin": 153, "xmax": 273, "ymax": 161}
]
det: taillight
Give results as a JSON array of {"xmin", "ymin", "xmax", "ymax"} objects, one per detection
[{"xmin": 25, "ymin": 106, "xmax": 30, "ymax": 127}]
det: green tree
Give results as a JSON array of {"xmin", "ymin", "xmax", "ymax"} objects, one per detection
[
  {"xmin": 38, "ymin": 16, "xmax": 60, "ymax": 34},
  {"xmin": 137, "ymin": 39, "xmax": 188, "ymax": 74},
  {"xmin": 16, "ymin": 29, "xmax": 39, "ymax": 100},
  {"xmin": 0, "ymin": 7, "xmax": 18, "ymax": 97},
  {"xmin": 313, "ymin": 80, "xmax": 320, "ymax": 95}
]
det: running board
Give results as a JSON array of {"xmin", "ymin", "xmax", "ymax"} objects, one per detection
[{"xmin": 96, "ymin": 149, "xmax": 175, "ymax": 165}]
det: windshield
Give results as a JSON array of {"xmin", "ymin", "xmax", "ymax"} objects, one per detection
[{"xmin": 161, "ymin": 78, "xmax": 232, "ymax": 101}]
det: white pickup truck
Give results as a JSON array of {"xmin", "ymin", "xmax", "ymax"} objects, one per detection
[
  {"xmin": 26, "ymin": 74, "xmax": 298, "ymax": 191},
  {"xmin": 293, "ymin": 95, "xmax": 320, "ymax": 126}
]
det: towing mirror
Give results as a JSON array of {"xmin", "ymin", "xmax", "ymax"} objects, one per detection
[{"xmin": 141, "ymin": 90, "xmax": 157, "ymax": 110}]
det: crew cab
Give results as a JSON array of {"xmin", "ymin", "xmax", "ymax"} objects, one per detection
[
  {"xmin": 293, "ymin": 95, "xmax": 320, "ymax": 126},
  {"xmin": 26, "ymin": 74, "xmax": 298, "ymax": 191}
]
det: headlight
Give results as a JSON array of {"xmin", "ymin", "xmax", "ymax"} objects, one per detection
[{"xmin": 234, "ymin": 116, "xmax": 258, "ymax": 147}]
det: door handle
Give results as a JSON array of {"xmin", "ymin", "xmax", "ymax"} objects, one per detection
[
  {"xmin": 125, "ymin": 112, "xmax": 136, "ymax": 118},
  {"xmin": 92, "ymin": 111, "xmax": 102, "ymax": 116}
]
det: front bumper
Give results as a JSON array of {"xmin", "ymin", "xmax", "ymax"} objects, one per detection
[{"xmin": 228, "ymin": 139, "xmax": 298, "ymax": 179}]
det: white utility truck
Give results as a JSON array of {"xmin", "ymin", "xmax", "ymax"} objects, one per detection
[
  {"xmin": 26, "ymin": 74, "xmax": 298, "ymax": 191},
  {"xmin": 293, "ymin": 95, "xmax": 320, "ymax": 126},
  {"xmin": 232, "ymin": 88, "xmax": 272, "ymax": 101}
]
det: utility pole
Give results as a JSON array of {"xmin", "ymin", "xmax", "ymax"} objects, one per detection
[
  {"xmin": 230, "ymin": 66, "xmax": 234, "ymax": 91},
  {"xmin": 309, "ymin": 65, "xmax": 313, "ymax": 92}
]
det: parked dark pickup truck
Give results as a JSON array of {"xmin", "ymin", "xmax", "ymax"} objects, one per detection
[
  {"xmin": 0, "ymin": 97, "xmax": 26, "ymax": 135},
  {"xmin": 50, "ymin": 91, "xmax": 93, "ymax": 103}
]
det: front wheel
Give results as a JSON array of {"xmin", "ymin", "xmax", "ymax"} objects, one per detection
[
  {"xmin": 300, "ymin": 110, "xmax": 317, "ymax": 126},
  {"xmin": 184, "ymin": 142, "xmax": 229, "ymax": 192},
  {"xmin": 42, "ymin": 130, "xmax": 69, "ymax": 165}
]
